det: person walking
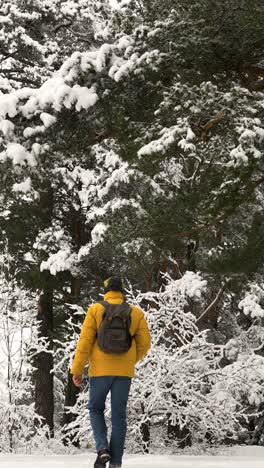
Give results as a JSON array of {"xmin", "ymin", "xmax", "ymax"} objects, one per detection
[{"xmin": 70, "ymin": 276, "xmax": 151, "ymax": 468}]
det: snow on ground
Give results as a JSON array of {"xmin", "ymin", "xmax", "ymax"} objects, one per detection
[{"xmin": 0, "ymin": 447, "xmax": 264, "ymax": 468}]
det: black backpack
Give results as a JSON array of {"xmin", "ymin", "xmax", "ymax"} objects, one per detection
[{"xmin": 97, "ymin": 301, "xmax": 132, "ymax": 354}]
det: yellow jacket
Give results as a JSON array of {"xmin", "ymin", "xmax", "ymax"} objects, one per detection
[{"xmin": 70, "ymin": 290, "xmax": 151, "ymax": 378}]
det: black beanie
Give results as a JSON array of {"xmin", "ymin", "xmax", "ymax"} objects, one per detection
[{"xmin": 104, "ymin": 276, "xmax": 124, "ymax": 293}]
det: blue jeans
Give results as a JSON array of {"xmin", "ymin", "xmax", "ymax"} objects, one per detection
[{"xmin": 88, "ymin": 376, "xmax": 131, "ymax": 466}]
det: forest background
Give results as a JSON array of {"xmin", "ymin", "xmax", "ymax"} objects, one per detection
[{"xmin": 0, "ymin": 0, "xmax": 264, "ymax": 455}]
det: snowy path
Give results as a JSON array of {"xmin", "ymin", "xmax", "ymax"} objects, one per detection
[{"xmin": 0, "ymin": 447, "xmax": 264, "ymax": 468}]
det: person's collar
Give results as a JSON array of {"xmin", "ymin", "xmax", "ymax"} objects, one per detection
[{"xmin": 104, "ymin": 290, "xmax": 124, "ymax": 303}]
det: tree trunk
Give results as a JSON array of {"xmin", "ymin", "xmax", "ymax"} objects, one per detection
[
  {"xmin": 166, "ymin": 394, "xmax": 192, "ymax": 448},
  {"xmin": 62, "ymin": 206, "xmax": 83, "ymax": 445},
  {"xmin": 140, "ymin": 419, "xmax": 151, "ymax": 453},
  {"xmin": 140, "ymin": 402, "xmax": 151, "ymax": 453},
  {"xmin": 62, "ymin": 369, "xmax": 81, "ymax": 446},
  {"xmin": 167, "ymin": 416, "xmax": 191, "ymax": 448},
  {"xmin": 35, "ymin": 275, "xmax": 54, "ymax": 434},
  {"xmin": 34, "ymin": 184, "xmax": 54, "ymax": 434}
]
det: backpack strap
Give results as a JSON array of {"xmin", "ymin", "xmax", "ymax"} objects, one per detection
[
  {"xmin": 98, "ymin": 301, "xmax": 112, "ymax": 322},
  {"xmin": 98, "ymin": 300, "xmax": 131, "ymax": 324},
  {"xmin": 99, "ymin": 301, "xmax": 110, "ymax": 307}
]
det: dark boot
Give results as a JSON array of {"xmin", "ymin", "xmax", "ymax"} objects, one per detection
[{"xmin": 94, "ymin": 449, "xmax": 111, "ymax": 468}]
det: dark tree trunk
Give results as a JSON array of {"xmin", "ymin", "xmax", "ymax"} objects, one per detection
[
  {"xmin": 62, "ymin": 206, "xmax": 83, "ymax": 446},
  {"xmin": 140, "ymin": 401, "xmax": 151, "ymax": 453},
  {"xmin": 186, "ymin": 239, "xmax": 199, "ymax": 272},
  {"xmin": 62, "ymin": 369, "xmax": 81, "ymax": 446},
  {"xmin": 167, "ymin": 415, "xmax": 191, "ymax": 448},
  {"xmin": 34, "ymin": 185, "xmax": 54, "ymax": 435},
  {"xmin": 166, "ymin": 394, "xmax": 192, "ymax": 448},
  {"xmin": 35, "ymin": 276, "xmax": 54, "ymax": 434},
  {"xmin": 140, "ymin": 419, "xmax": 151, "ymax": 453}
]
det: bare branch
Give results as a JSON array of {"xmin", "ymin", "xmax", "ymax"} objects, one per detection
[
  {"xmin": 53, "ymin": 20, "xmax": 73, "ymax": 34},
  {"xmin": 196, "ymin": 281, "xmax": 229, "ymax": 326},
  {"xmin": 200, "ymin": 111, "xmax": 225, "ymax": 142}
]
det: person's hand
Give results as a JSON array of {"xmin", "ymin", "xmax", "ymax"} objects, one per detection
[{"xmin": 72, "ymin": 374, "xmax": 83, "ymax": 387}]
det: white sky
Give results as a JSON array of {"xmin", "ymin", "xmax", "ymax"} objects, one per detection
[{"xmin": 0, "ymin": 447, "xmax": 264, "ymax": 468}]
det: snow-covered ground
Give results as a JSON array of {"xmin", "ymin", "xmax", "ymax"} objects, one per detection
[{"xmin": 0, "ymin": 447, "xmax": 264, "ymax": 468}]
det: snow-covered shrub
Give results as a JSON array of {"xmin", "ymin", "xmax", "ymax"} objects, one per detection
[
  {"xmin": 239, "ymin": 283, "xmax": 264, "ymax": 319},
  {"xmin": 124, "ymin": 273, "xmax": 264, "ymax": 451},
  {"xmin": 0, "ymin": 252, "xmax": 51, "ymax": 452}
]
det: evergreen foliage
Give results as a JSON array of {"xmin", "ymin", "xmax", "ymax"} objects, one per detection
[{"xmin": 0, "ymin": 0, "xmax": 264, "ymax": 453}]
